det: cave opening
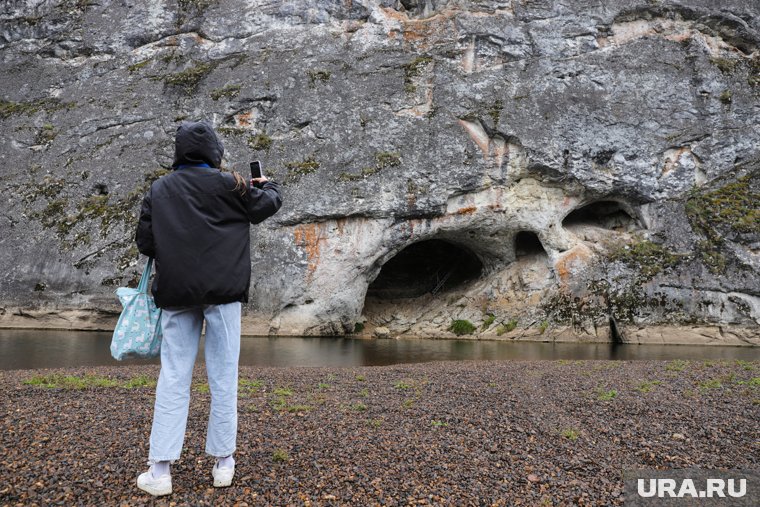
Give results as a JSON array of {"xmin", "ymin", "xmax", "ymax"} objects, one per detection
[
  {"xmin": 514, "ymin": 231, "xmax": 546, "ymax": 258},
  {"xmin": 562, "ymin": 200, "xmax": 636, "ymax": 231},
  {"xmin": 366, "ymin": 239, "xmax": 483, "ymax": 300}
]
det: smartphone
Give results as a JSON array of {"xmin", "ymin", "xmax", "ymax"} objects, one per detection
[{"xmin": 250, "ymin": 160, "xmax": 264, "ymax": 179}]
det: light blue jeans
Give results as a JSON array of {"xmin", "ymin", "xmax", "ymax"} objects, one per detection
[{"xmin": 149, "ymin": 302, "xmax": 241, "ymax": 462}]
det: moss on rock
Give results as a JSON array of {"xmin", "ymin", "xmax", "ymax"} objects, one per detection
[
  {"xmin": 609, "ymin": 240, "xmax": 682, "ymax": 280},
  {"xmin": 127, "ymin": 59, "xmax": 151, "ymax": 73},
  {"xmin": 285, "ymin": 157, "xmax": 320, "ymax": 183},
  {"xmin": 686, "ymin": 173, "xmax": 759, "ymax": 273},
  {"xmin": 248, "ymin": 133, "xmax": 273, "ymax": 151},
  {"xmin": 307, "ymin": 70, "xmax": 331, "ymax": 86},
  {"xmin": 402, "ymin": 56, "xmax": 432, "ymax": 94},
  {"xmin": 686, "ymin": 174, "xmax": 759, "ymax": 236},
  {"xmin": 0, "ymin": 98, "xmax": 73, "ymax": 119},
  {"xmin": 158, "ymin": 62, "xmax": 215, "ymax": 94},
  {"xmin": 210, "ymin": 84, "xmax": 241, "ymax": 100},
  {"xmin": 376, "ymin": 152, "xmax": 401, "ymax": 169}
]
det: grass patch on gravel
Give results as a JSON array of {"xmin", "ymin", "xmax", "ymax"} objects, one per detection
[
  {"xmin": 25, "ymin": 374, "xmax": 160, "ymax": 390},
  {"xmin": 735, "ymin": 360, "xmax": 756, "ymax": 371},
  {"xmin": 272, "ymin": 449, "xmax": 289, "ymax": 463},
  {"xmin": 737, "ymin": 377, "xmax": 760, "ymax": 387},
  {"xmin": 269, "ymin": 386, "xmax": 310, "ymax": 413},
  {"xmin": 560, "ymin": 428, "xmax": 579, "ymax": 441},
  {"xmin": 273, "ymin": 387, "xmax": 294, "ymax": 396},
  {"xmin": 284, "ymin": 404, "xmax": 312, "ymax": 413},
  {"xmin": 699, "ymin": 379, "xmax": 723, "ymax": 391},
  {"xmin": 596, "ymin": 388, "xmax": 617, "ymax": 401},
  {"xmin": 123, "ymin": 375, "xmax": 157, "ymax": 389},
  {"xmin": 25, "ymin": 374, "xmax": 120, "ymax": 389},
  {"xmin": 635, "ymin": 380, "xmax": 662, "ymax": 393},
  {"xmin": 396, "ymin": 376, "xmax": 428, "ymax": 388},
  {"xmin": 666, "ymin": 360, "xmax": 689, "ymax": 372},
  {"xmin": 239, "ymin": 378, "xmax": 263, "ymax": 394}
]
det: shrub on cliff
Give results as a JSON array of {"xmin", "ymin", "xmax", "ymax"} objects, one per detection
[{"xmin": 449, "ymin": 319, "xmax": 476, "ymax": 336}]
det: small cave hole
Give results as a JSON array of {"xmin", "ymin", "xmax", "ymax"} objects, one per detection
[
  {"xmin": 514, "ymin": 231, "xmax": 546, "ymax": 258},
  {"xmin": 366, "ymin": 239, "xmax": 483, "ymax": 299},
  {"xmin": 562, "ymin": 200, "xmax": 636, "ymax": 231}
]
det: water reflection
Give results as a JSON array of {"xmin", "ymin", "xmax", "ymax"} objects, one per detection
[{"xmin": 0, "ymin": 329, "xmax": 758, "ymax": 371}]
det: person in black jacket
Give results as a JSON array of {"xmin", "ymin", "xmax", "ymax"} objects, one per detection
[{"xmin": 134, "ymin": 121, "xmax": 282, "ymax": 496}]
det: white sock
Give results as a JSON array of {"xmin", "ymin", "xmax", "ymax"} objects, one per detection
[
  {"xmin": 151, "ymin": 461, "xmax": 170, "ymax": 478},
  {"xmin": 217, "ymin": 455, "xmax": 234, "ymax": 469}
]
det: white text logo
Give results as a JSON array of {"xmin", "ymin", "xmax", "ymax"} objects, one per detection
[{"xmin": 637, "ymin": 478, "xmax": 746, "ymax": 498}]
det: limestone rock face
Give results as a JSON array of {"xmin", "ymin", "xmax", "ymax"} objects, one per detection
[{"xmin": 1, "ymin": 0, "xmax": 758, "ymax": 344}]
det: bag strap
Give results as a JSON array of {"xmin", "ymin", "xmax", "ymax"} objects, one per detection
[{"xmin": 137, "ymin": 257, "xmax": 154, "ymax": 294}]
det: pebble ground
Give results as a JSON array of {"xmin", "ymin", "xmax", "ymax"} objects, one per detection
[{"xmin": 1, "ymin": 359, "xmax": 758, "ymax": 506}]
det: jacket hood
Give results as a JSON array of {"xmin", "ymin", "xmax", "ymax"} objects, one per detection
[{"xmin": 172, "ymin": 121, "xmax": 224, "ymax": 169}]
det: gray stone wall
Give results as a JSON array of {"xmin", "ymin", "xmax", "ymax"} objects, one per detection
[{"xmin": 1, "ymin": 0, "xmax": 758, "ymax": 343}]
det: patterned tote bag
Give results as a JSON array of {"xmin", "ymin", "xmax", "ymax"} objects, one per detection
[{"xmin": 110, "ymin": 257, "xmax": 162, "ymax": 360}]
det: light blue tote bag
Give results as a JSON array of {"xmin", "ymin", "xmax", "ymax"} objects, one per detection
[{"xmin": 111, "ymin": 257, "xmax": 162, "ymax": 360}]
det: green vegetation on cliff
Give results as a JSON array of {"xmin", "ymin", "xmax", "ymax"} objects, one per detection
[
  {"xmin": 449, "ymin": 319, "xmax": 476, "ymax": 335},
  {"xmin": 157, "ymin": 62, "xmax": 215, "ymax": 94},
  {"xmin": 685, "ymin": 173, "xmax": 759, "ymax": 273},
  {"xmin": 0, "ymin": 99, "xmax": 73, "ymax": 118},
  {"xmin": 403, "ymin": 56, "xmax": 432, "ymax": 94},
  {"xmin": 210, "ymin": 84, "xmax": 241, "ymax": 100},
  {"xmin": 609, "ymin": 240, "xmax": 682, "ymax": 280},
  {"xmin": 686, "ymin": 174, "xmax": 759, "ymax": 235},
  {"xmin": 284, "ymin": 156, "xmax": 320, "ymax": 183}
]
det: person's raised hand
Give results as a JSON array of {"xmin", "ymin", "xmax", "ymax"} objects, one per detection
[{"xmin": 250, "ymin": 177, "xmax": 269, "ymax": 188}]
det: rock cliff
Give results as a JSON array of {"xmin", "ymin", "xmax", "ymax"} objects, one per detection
[{"xmin": 1, "ymin": 0, "xmax": 759, "ymax": 344}]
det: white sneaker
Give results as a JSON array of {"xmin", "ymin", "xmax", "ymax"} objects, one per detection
[
  {"xmin": 137, "ymin": 467, "xmax": 172, "ymax": 496},
  {"xmin": 212, "ymin": 459, "xmax": 235, "ymax": 487}
]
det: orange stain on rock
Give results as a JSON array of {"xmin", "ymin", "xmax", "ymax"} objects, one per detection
[
  {"xmin": 455, "ymin": 206, "xmax": 477, "ymax": 215},
  {"xmin": 234, "ymin": 111, "xmax": 254, "ymax": 128},
  {"xmin": 294, "ymin": 223, "xmax": 326, "ymax": 280},
  {"xmin": 380, "ymin": 7, "xmax": 457, "ymax": 50},
  {"xmin": 554, "ymin": 246, "xmax": 592, "ymax": 285},
  {"xmin": 380, "ymin": 7, "xmax": 406, "ymax": 22}
]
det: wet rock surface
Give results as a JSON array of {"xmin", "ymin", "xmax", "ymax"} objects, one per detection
[{"xmin": 1, "ymin": 359, "xmax": 758, "ymax": 505}]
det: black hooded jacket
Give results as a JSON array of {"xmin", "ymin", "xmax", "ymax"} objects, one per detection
[{"xmin": 135, "ymin": 121, "xmax": 282, "ymax": 308}]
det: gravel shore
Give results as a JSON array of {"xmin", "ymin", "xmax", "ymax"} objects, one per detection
[{"xmin": 1, "ymin": 359, "xmax": 758, "ymax": 506}]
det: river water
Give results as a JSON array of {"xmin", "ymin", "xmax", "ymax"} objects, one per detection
[{"xmin": 1, "ymin": 329, "xmax": 758, "ymax": 370}]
